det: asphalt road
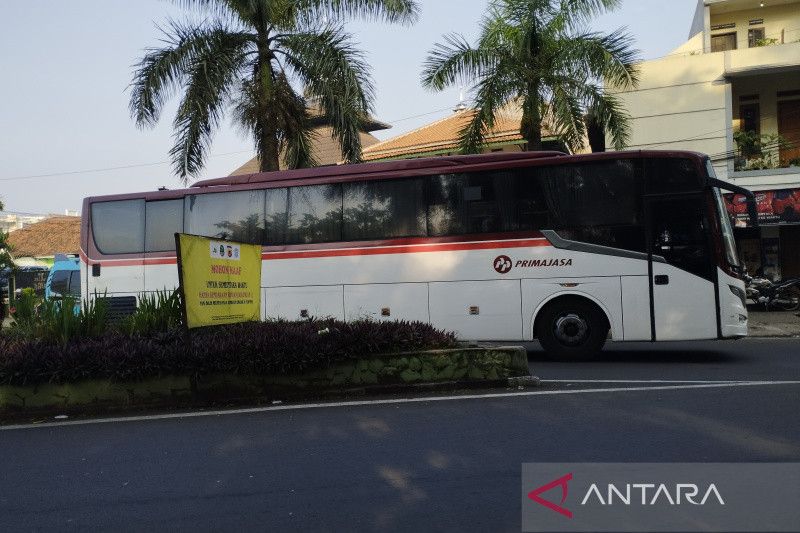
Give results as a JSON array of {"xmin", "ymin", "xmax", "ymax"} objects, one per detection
[{"xmin": 1, "ymin": 338, "xmax": 799, "ymax": 532}]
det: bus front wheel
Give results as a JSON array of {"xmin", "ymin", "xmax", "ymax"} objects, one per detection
[{"xmin": 536, "ymin": 298, "xmax": 609, "ymax": 361}]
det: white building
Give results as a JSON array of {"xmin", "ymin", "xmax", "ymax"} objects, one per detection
[
  {"xmin": 0, "ymin": 212, "xmax": 49, "ymax": 234},
  {"xmin": 614, "ymin": 0, "xmax": 800, "ymax": 279}
]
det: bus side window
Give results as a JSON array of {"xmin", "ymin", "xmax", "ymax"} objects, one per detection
[
  {"xmin": 264, "ymin": 188, "xmax": 288, "ymax": 245},
  {"xmin": 286, "ymin": 185, "xmax": 343, "ymax": 244},
  {"xmin": 91, "ymin": 199, "xmax": 145, "ymax": 255},
  {"xmin": 538, "ymin": 160, "xmax": 647, "ymax": 254},
  {"xmin": 427, "ymin": 172, "xmax": 517, "ymax": 236},
  {"xmin": 145, "ymin": 199, "xmax": 183, "ymax": 252},
  {"xmin": 516, "ymin": 169, "xmax": 551, "ymax": 230},
  {"xmin": 343, "ymin": 179, "xmax": 426, "ymax": 240},
  {"xmin": 184, "ymin": 191, "xmax": 265, "ymax": 244}
]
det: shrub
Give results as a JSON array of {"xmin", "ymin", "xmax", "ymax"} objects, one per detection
[
  {"xmin": 7, "ymin": 292, "xmax": 108, "ymax": 345},
  {"xmin": 119, "ymin": 290, "xmax": 183, "ymax": 336},
  {"xmin": 0, "ymin": 319, "xmax": 458, "ymax": 386},
  {"xmin": 733, "ymin": 131, "xmax": 791, "ymax": 171},
  {"xmin": 10, "ymin": 288, "xmax": 38, "ymax": 325}
]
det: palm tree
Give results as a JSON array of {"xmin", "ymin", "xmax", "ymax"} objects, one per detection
[
  {"xmin": 421, "ymin": 0, "xmax": 639, "ymax": 154},
  {"xmin": 131, "ymin": 0, "xmax": 418, "ymax": 182}
]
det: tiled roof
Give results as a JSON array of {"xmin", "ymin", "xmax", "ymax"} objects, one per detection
[
  {"xmin": 230, "ymin": 128, "xmax": 383, "ymax": 176},
  {"xmin": 7, "ymin": 216, "xmax": 81, "ymax": 258},
  {"xmin": 362, "ymin": 106, "xmax": 554, "ymax": 161}
]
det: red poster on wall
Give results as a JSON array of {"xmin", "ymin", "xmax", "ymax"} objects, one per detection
[{"xmin": 725, "ymin": 188, "xmax": 800, "ymax": 226}]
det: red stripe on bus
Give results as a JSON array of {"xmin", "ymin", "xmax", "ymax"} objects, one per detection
[
  {"xmin": 81, "ymin": 238, "xmax": 552, "ymax": 267},
  {"xmin": 261, "ymin": 238, "xmax": 550, "ymax": 260}
]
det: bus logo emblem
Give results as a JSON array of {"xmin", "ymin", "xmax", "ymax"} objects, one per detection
[{"xmin": 494, "ymin": 255, "xmax": 513, "ymax": 274}]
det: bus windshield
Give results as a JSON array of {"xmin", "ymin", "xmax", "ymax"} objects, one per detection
[{"xmin": 713, "ymin": 187, "xmax": 740, "ymax": 268}]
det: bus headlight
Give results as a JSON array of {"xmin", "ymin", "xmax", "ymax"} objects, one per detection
[{"xmin": 729, "ymin": 285, "xmax": 746, "ymax": 307}]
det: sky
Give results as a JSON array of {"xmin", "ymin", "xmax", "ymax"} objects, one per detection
[{"xmin": 0, "ymin": 0, "xmax": 698, "ymax": 215}]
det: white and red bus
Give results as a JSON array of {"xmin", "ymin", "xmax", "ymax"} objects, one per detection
[{"xmin": 80, "ymin": 150, "xmax": 755, "ymax": 359}]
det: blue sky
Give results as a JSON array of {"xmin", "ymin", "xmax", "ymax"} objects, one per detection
[{"xmin": 0, "ymin": 0, "xmax": 697, "ymax": 214}]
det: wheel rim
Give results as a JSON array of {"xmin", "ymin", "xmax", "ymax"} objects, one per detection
[{"xmin": 553, "ymin": 312, "xmax": 589, "ymax": 346}]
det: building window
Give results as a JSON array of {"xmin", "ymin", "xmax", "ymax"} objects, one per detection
[
  {"xmin": 740, "ymin": 103, "xmax": 761, "ymax": 135},
  {"xmin": 711, "ymin": 32, "xmax": 737, "ymax": 52},
  {"xmin": 748, "ymin": 28, "xmax": 766, "ymax": 47}
]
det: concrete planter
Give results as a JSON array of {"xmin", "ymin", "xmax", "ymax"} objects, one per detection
[{"xmin": 0, "ymin": 347, "xmax": 529, "ymax": 413}]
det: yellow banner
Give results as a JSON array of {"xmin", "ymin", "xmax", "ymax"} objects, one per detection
[{"xmin": 176, "ymin": 234, "xmax": 262, "ymax": 329}]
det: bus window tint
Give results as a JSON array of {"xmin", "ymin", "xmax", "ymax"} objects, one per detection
[
  {"xmin": 541, "ymin": 161, "xmax": 638, "ymax": 227},
  {"xmin": 645, "ymin": 158, "xmax": 702, "ymax": 194},
  {"xmin": 91, "ymin": 199, "xmax": 145, "ymax": 254},
  {"xmin": 50, "ymin": 271, "xmax": 70, "ymax": 296},
  {"xmin": 541, "ymin": 161, "xmax": 646, "ymax": 253},
  {"xmin": 343, "ymin": 179, "xmax": 426, "ymax": 240},
  {"xmin": 428, "ymin": 172, "xmax": 517, "ymax": 236},
  {"xmin": 264, "ymin": 188, "xmax": 288, "ymax": 245},
  {"xmin": 185, "ymin": 190, "xmax": 265, "ymax": 244},
  {"xmin": 517, "ymin": 170, "xmax": 553, "ymax": 230},
  {"xmin": 68, "ymin": 271, "xmax": 81, "ymax": 298},
  {"xmin": 287, "ymin": 185, "xmax": 342, "ymax": 243},
  {"xmin": 145, "ymin": 199, "xmax": 183, "ymax": 252}
]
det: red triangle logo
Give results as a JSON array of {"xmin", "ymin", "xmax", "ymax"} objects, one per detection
[{"xmin": 527, "ymin": 473, "xmax": 573, "ymax": 519}]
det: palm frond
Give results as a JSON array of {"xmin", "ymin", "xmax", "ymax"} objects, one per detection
[
  {"xmin": 556, "ymin": 28, "xmax": 640, "ymax": 90},
  {"xmin": 129, "ymin": 20, "xmax": 253, "ymax": 127},
  {"xmin": 579, "ymin": 83, "xmax": 631, "ymax": 150},
  {"xmin": 294, "ymin": 0, "xmax": 419, "ymax": 25},
  {"xmin": 422, "ymin": 34, "xmax": 500, "ymax": 91},
  {"xmin": 557, "ymin": 0, "xmax": 621, "ymax": 28},
  {"xmin": 167, "ymin": 27, "xmax": 252, "ymax": 179},
  {"xmin": 277, "ymin": 25, "xmax": 373, "ymax": 163},
  {"xmin": 458, "ymin": 63, "xmax": 517, "ymax": 153},
  {"xmin": 547, "ymin": 83, "xmax": 587, "ymax": 152}
]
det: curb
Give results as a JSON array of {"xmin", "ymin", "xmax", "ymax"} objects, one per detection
[
  {"xmin": 0, "ymin": 375, "xmax": 542, "ymax": 424},
  {"xmin": 0, "ymin": 347, "xmax": 533, "ymax": 418}
]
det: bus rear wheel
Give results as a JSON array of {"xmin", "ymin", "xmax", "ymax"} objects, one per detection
[{"xmin": 536, "ymin": 298, "xmax": 609, "ymax": 361}]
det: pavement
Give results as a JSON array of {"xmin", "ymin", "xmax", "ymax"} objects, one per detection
[
  {"xmin": 1, "ymin": 338, "xmax": 798, "ymax": 532},
  {"xmin": 748, "ymin": 310, "xmax": 800, "ymax": 337}
]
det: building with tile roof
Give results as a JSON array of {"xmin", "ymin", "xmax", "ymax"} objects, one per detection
[
  {"xmin": 229, "ymin": 110, "xmax": 391, "ymax": 175},
  {"xmin": 361, "ymin": 104, "xmax": 567, "ymax": 162},
  {"xmin": 7, "ymin": 216, "xmax": 81, "ymax": 267}
]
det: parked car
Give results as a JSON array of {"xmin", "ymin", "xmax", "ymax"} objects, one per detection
[{"xmin": 45, "ymin": 255, "xmax": 81, "ymax": 313}]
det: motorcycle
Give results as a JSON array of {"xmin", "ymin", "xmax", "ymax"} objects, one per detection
[{"xmin": 744, "ymin": 273, "xmax": 800, "ymax": 312}]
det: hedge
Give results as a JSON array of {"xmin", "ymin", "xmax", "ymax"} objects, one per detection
[{"xmin": 0, "ymin": 319, "xmax": 458, "ymax": 386}]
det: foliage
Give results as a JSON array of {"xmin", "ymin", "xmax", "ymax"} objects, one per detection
[
  {"xmin": 9, "ymin": 288, "xmax": 38, "ymax": 325},
  {"xmin": 733, "ymin": 130, "xmax": 792, "ymax": 170},
  {"xmin": 0, "ymin": 318, "xmax": 458, "ymax": 386},
  {"xmin": 119, "ymin": 290, "xmax": 183, "ymax": 337},
  {"xmin": 0, "ymin": 228, "xmax": 13, "ymax": 273},
  {"xmin": 753, "ymin": 38, "xmax": 779, "ymax": 47},
  {"xmin": 8, "ymin": 292, "xmax": 108, "ymax": 345},
  {"xmin": 421, "ymin": 0, "xmax": 639, "ymax": 153},
  {"xmin": 129, "ymin": 0, "xmax": 419, "ymax": 182}
]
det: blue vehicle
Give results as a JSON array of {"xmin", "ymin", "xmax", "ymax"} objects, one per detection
[{"xmin": 45, "ymin": 255, "xmax": 81, "ymax": 313}]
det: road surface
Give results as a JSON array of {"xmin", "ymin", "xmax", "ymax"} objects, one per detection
[{"xmin": 1, "ymin": 338, "xmax": 799, "ymax": 531}]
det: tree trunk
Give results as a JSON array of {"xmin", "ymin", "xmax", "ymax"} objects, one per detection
[
  {"xmin": 520, "ymin": 92, "xmax": 543, "ymax": 152},
  {"xmin": 258, "ymin": 120, "xmax": 281, "ymax": 172},
  {"xmin": 256, "ymin": 42, "xmax": 281, "ymax": 172}
]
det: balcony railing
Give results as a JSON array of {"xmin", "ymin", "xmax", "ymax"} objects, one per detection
[{"xmin": 733, "ymin": 130, "xmax": 800, "ymax": 172}]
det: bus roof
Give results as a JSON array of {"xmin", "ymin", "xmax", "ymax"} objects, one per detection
[
  {"xmin": 82, "ymin": 149, "xmax": 709, "ymax": 205},
  {"xmin": 190, "ymin": 151, "xmax": 567, "ymax": 188}
]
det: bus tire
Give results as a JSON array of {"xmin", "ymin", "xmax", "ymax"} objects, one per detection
[{"xmin": 535, "ymin": 297, "xmax": 609, "ymax": 361}]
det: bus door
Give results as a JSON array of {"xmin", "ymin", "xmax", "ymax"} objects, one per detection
[{"xmin": 646, "ymin": 195, "xmax": 718, "ymax": 341}]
